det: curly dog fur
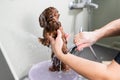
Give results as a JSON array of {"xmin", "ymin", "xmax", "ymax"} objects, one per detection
[{"xmin": 38, "ymin": 7, "xmax": 69, "ymax": 71}]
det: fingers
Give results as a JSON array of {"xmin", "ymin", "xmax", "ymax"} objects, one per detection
[
  {"xmin": 74, "ymin": 39, "xmax": 85, "ymax": 46},
  {"xmin": 77, "ymin": 43, "xmax": 90, "ymax": 51},
  {"xmin": 74, "ymin": 33, "xmax": 81, "ymax": 45},
  {"xmin": 74, "ymin": 36, "xmax": 86, "ymax": 46},
  {"xmin": 49, "ymin": 30, "xmax": 62, "ymax": 44},
  {"xmin": 57, "ymin": 29, "xmax": 62, "ymax": 38},
  {"xmin": 74, "ymin": 32, "xmax": 91, "ymax": 51},
  {"xmin": 59, "ymin": 26, "xmax": 63, "ymax": 30},
  {"xmin": 65, "ymin": 33, "xmax": 70, "ymax": 41},
  {"xmin": 59, "ymin": 27, "xmax": 70, "ymax": 41},
  {"xmin": 49, "ymin": 36, "xmax": 54, "ymax": 45}
]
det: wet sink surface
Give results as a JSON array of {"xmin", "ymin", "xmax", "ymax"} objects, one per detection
[{"xmin": 73, "ymin": 44, "xmax": 120, "ymax": 62}]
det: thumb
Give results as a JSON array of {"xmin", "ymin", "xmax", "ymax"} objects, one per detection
[
  {"xmin": 65, "ymin": 33, "xmax": 70, "ymax": 41},
  {"xmin": 77, "ymin": 43, "xmax": 90, "ymax": 51},
  {"xmin": 57, "ymin": 30, "xmax": 62, "ymax": 38},
  {"xmin": 49, "ymin": 36, "xmax": 54, "ymax": 44}
]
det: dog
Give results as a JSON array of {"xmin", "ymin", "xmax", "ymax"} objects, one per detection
[{"xmin": 38, "ymin": 7, "xmax": 69, "ymax": 71}]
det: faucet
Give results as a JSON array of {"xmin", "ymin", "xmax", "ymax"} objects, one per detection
[{"xmin": 69, "ymin": 0, "xmax": 98, "ymax": 10}]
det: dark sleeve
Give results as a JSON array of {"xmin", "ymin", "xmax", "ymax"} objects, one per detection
[{"xmin": 114, "ymin": 52, "xmax": 120, "ymax": 64}]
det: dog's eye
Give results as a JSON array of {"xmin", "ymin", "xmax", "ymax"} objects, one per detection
[{"xmin": 49, "ymin": 15, "xmax": 53, "ymax": 18}]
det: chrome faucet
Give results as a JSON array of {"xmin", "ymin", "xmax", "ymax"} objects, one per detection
[{"xmin": 69, "ymin": 0, "xmax": 98, "ymax": 10}]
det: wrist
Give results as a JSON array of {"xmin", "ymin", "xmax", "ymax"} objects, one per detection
[
  {"xmin": 93, "ymin": 29, "xmax": 105, "ymax": 42},
  {"xmin": 54, "ymin": 47, "xmax": 62, "ymax": 55},
  {"xmin": 55, "ymin": 49, "xmax": 66, "ymax": 60},
  {"xmin": 55, "ymin": 49, "xmax": 62, "ymax": 54}
]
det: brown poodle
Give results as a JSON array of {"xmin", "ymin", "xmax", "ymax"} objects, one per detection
[{"xmin": 38, "ymin": 7, "xmax": 69, "ymax": 71}]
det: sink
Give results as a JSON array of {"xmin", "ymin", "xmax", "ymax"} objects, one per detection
[{"xmin": 73, "ymin": 44, "xmax": 119, "ymax": 62}]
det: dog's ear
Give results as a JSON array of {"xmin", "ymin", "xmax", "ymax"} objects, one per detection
[
  {"xmin": 39, "ymin": 13, "xmax": 47, "ymax": 28},
  {"xmin": 38, "ymin": 37, "xmax": 50, "ymax": 47}
]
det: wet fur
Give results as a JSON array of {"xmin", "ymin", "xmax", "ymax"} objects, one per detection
[{"xmin": 38, "ymin": 7, "xmax": 69, "ymax": 71}]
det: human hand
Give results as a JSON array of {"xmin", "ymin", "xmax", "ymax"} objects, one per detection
[
  {"xmin": 49, "ymin": 29, "xmax": 63, "ymax": 54},
  {"xmin": 65, "ymin": 33, "xmax": 70, "ymax": 41},
  {"xmin": 59, "ymin": 27, "xmax": 70, "ymax": 41},
  {"xmin": 74, "ymin": 31, "xmax": 98, "ymax": 51}
]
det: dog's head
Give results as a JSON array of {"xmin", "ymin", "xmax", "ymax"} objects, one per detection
[{"xmin": 39, "ymin": 7, "xmax": 61, "ymax": 31}]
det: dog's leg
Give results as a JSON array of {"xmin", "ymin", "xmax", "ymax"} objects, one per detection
[{"xmin": 38, "ymin": 37, "xmax": 50, "ymax": 47}]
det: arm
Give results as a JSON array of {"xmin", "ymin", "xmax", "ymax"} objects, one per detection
[
  {"xmin": 55, "ymin": 50, "xmax": 109, "ymax": 80},
  {"xmin": 56, "ymin": 51, "xmax": 120, "ymax": 80},
  {"xmin": 94, "ymin": 19, "xmax": 120, "ymax": 40},
  {"xmin": 74, "ymin": 19, "xmax": 120, "ymax": 50},
  {"xmin": 49, "ymin": 18, "xmax": 120, "ymax": 80},
  {"xmin": 50, "ymin": 31, "xmax": 115, "ymax": 80}
]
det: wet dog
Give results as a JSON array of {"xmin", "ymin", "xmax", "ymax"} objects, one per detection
[{"xmin": 38, "ymin": 7, "xmax": 69, "ymax": 71}]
